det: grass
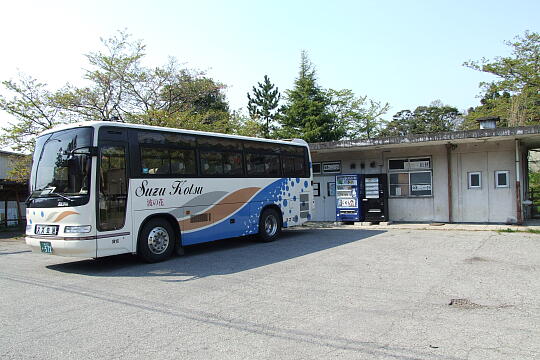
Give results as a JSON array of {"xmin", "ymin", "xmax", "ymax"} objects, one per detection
[
  {"xmin": 498, "ymin": 228, "xmax": 518, "ymax": 233},
  {"xmin": 497, "ymin": 228, "xmax": 540, "ymax": 234}
]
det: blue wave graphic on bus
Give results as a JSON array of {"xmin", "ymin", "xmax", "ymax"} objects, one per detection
[{"xmin": 181, "ymin": 178, "xmax": 310, "ymax": 246}]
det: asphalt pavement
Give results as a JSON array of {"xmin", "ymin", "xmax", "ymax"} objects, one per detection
[{"xmin": 1, "ymin": 227, "xmax": 539, "ymax": 359}]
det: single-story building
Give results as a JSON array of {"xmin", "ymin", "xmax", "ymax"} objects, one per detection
[
  {"xmin": 0, "ymin": 150, "xmax": 28, "ymax": 227},
  {"xmin": 309, "ymin": 121, "xmax": 540, "ymax": 224}
]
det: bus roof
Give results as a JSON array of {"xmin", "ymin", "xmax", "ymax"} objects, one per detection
[{"xmin": 38, "ymin": 121, "xmax": 309, "ymax": 147}]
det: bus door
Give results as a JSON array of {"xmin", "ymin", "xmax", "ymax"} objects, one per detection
[{"xmin": 96, "ymin": 127, "xmax": 132, "ymax": 256}]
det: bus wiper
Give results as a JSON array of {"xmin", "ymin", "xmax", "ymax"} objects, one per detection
[
  {"xmin": 39, "ymin": 188, "xmax": 75, "ymax": 202},
  {"xmin": 50, "ymin": 192, "xmax": 74, "ymax": 202}
]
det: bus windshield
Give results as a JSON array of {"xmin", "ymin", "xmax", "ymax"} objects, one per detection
[{"xmin": 30, "ymin": 127, "xmax": 94, "ymax": 203}]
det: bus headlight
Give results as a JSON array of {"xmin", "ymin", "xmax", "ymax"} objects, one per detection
[{"xmin": 64, "ymin": 225, "xmax": 92, "ymax": 233}]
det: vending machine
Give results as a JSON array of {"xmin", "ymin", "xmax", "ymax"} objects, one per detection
[
  {"xmin": 335, "ymin": 174, "xmax": 363, "ymax": 222},
  {"xmin": 362, "ymin": 174, "xmax": 388, "ymax": 223}
]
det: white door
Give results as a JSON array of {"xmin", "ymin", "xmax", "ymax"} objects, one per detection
[
  {"xmin": 312, "ymin": 176, "xmax": 337, "ymax": 221},
  {"xmin": 96, "ymin": 143, "xmax": 132, "ymax": 257},
  {"xmin": 460, "ymin": 152, "xmax": 489, "ymax": 222}
]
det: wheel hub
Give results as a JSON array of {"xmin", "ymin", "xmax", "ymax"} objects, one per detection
[
  {"xmin": 147, "ymin": 226, "xmax": 170, "ymax": 255},
  {"xmin": 265, "ymin": 215, "xmax": 278, "ymax": 237}
]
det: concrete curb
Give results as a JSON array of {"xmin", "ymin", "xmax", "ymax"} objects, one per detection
[{"xmin": 302, "ymin": 221, "xmax": 540, "ymax": 232}]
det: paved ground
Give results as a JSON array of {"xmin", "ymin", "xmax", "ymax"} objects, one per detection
[
  {"xmin": 304, "ymin": 220, "xmax": 540, "ymax": 232},
  {"xmin": 1, "ymin": 227, "xmax": 539, "ymax": 360}
]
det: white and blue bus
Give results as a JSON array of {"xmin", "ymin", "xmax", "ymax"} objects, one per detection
[{"xmin": 25, "ymin": 121, "xmax": 313, "ymax": 262}]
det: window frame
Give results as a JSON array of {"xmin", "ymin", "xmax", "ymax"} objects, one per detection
[
  {"xmin": 468, "ymin": 171, "xmax": 482, "ymax": 189},
  {"xmin": 131, "ymin": 129, "xmax": 310, "ymax": 179},
  {"xmin": 409, "ymin": 170, "xmax": 433, "ymax": 197},
  {"xmin": 97, "ymin": 143, "xmax": 129, "ymax": 232},
  {"xmin": 388, "ymin": 156, "xmax": 432, "ymax": 198},
  {"xmin": 312, "ymin": 162, "xmax": 321, "ymax": 175},
  {"xmin": 495, "ymin": 170, "xmax": 510, "ymax": 188},
  {"xmin": 389, "ymin": 172, "xmax": 410, "ymax": 197}
]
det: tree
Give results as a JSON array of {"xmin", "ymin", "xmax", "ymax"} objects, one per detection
[
  {"xmin": 327, "ymin": 89, "xmax": 389, "ymax": 139},
  {"xmin": 228, "ymin": 110, "xmax": 266, "ymax": 138},
  {"xmin": 0, "ymin": 31, "xmax": 233, "ymax": 157},
  {"xmin": 247, "ymin": 75, "xmax": 281, "ymax": 138},
  {"xmin": 463, "ymin": 31, "xmax": 540, "ymax": 127},
  {"xmin": 0, "ymin": 75, "xmax": 64, "ymax": 154},
  {"xmin": 278, "ymin": 51, "xmax": 345, "ymax": 142},
  {"xmin": 380, "ymin": 101, "xmax": 462, "ymax": 136}
]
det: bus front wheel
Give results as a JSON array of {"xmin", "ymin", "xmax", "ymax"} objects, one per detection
[
  {"xmin": 258, "ymin": 208, "xmax": 282, "ymax": 242},
  {"xmin": 138, "ymin": 218, "xmax": 175, "ymax": 263}
]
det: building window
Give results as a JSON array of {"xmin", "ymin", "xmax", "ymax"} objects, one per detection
[
  {"xmin": 495, "ymin": 170, "xmax": 510, "ymax": 188},
  {"xmin": 327, "ymin": 182, "xmax": 336, "ymax": 196},
  {"xmin": 389, "ymin": 173, "xmax": 409, "ymax": 197},
  {"xmin": 468, "ymin": 172, "xmax": 482, "ymax": 189},
  {"xmin": 312, "ymin": 162, "xmax": 321, "ymax": 174},
  {"xmin": 410, "ymin": 171, "xmax": 432, "ymax": 196},
  {"xmin": 388, "ymin": 157, "xmax": 432, "ymax": 197}
]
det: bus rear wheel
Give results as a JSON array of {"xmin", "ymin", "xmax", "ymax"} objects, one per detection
[
  {"xmin": 258, "ymin": 208, "xmax": 282, "ymax": 242},
  {"xmin": 138, "ymin": 218, "xmax": 175, "ymax": 263}
]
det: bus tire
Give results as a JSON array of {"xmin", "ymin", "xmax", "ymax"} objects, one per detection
[
  {"xmin": 138, "ymin": 218, "xmax": 175, "ymax": 263},
  {"xmin": 258, "ymin": 208, "xmax": 282, "ymax": 242}
]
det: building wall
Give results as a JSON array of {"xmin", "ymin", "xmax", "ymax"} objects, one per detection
[
  {"xmin": 311, "ymin": 139, "xmax": 520, "ymax": 223},
  {"xmin": 383, "ymin": 145, "xmax": 449, "ymax": 222},
  {"xmin": 451, "ymin": 141, "xmax": 517, "ymax": 223}
]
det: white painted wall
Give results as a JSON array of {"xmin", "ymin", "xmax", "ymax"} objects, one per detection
[
  {"xmin": 311, "ymin": 139, "xmax": 521, "ymax": 223},
  {"xmin": 451, "ymin": 141, "xmax": 517, "ymax": 223}
]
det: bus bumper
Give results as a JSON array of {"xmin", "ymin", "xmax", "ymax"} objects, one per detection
[{"xmin": 26, "ymin": 236, "xmax": 97, "ymax": 258}]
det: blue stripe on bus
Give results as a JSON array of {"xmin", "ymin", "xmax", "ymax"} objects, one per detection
[{"xmin": 181, "ymin": 178, "xmax": 309, "ymax": 246}]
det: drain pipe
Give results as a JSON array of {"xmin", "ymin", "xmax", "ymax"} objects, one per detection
[
  {"xmin": 446, "ymin": 143, "xmax": 456, "ymax": 223},
  {"xmin": 516, "ymin": 139, "xmax": 523, "ymax": 224}
]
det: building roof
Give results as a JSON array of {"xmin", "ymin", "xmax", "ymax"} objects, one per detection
[
  {"xmin": 309, "ymin": 125, "xmax": 540, "ymax": 152},
  {"xmin": 0, "ymin": 150, "xmax": 25, "ymax": 157}
]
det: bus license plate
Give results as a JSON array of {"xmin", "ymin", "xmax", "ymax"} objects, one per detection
[
  {"xmin": 40, "ymin": 241, "xmax": 53, "ymax": 254},
  {"xmin": 35, "ymin": 225, "xmax": 58, "ymax": 235}
]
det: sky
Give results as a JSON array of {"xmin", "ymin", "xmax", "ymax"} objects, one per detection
[{"xmin": 1, "ymin": 0, "xmax": 539, "ymax": 121}]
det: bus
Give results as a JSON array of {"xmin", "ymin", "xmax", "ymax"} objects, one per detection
[{"xmin": 25, "ymin": 121, "xmax": 313, "ymax": 262}]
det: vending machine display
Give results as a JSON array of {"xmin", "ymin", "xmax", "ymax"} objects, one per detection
[{"xmin": 335, "ymin": 174, "xmax": 363, "ymax": 222}]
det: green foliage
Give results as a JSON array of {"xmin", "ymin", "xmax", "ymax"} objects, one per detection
[
  {"xmin": 327, "ymin": 89, "xmax": 389, "ymax": 139},
  {"xmin": 529, "ymin": 169, "xmax": 540, "ymax": 193},
  {"xmin": 0, "ymin": 76, "xmax": 64, "ymax": 153},
  {"xmin": 497, "ymin": 228, "xmax": 518, "ymax": 233},
  {"xmin": 247, "ymin": 75, "xmax": 281, "ymax": 138},
  {"xmin": 463, "ymin": 31, "xmax": 540, "ymax": 127},
  {"xmin": 497, "ymin": 227, "xmax": 540, "ymax": 235},
  {"xmin": 380, "ymin": 101, "xmax": 462, "ymax": 137},
  {"xmin": 6, "ymin": 154, "xmax": 32, "ymax": 183},
  {"xmin": 229, "ymin": 111, "xmax": 266, "ymax": 138},
  {"xmin": 0, "ymin": 30, "xmax": 234, "ymax": 163},
  {"xmin": 278, "ymin": 51, "xmax": 345, "ymax": 142}
]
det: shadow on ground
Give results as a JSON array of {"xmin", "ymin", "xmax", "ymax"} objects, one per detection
[
  {"xmin": 0, "ymin": 227, "xmax": 24, "ymax": 240},
  {"xmin": 47, "ymin": 228, "xmax": 384, "ymax": 280}
]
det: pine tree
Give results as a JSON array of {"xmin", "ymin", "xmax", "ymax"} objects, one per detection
[
  {"xmin": 247, "ymin": 75, "xmax": 281, "ymax": 138},
  {"xmin": 278, "ymin": 51, "xmax": 345, "ymax": 142}
]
